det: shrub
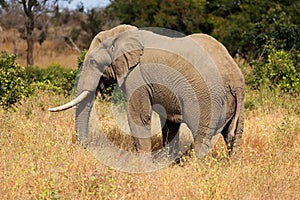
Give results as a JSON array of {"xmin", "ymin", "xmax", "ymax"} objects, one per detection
[
  {"xmin": 26, "ymin": 63, "xmax": 78, "ymax": 95},
  {"xmin": 77, "ymin": 50, "xmax": 87, "ymax": 69},
  {"xmin": 0, "ymin": 52, "xmax": 80, "ymax": 109},
  {"xmin": 246, "ymin": 45, "xmax": 300, "ymax": 93},
  {"xmin": 0, "ymin": 51, "xmax": 34, "ymax": 108}
]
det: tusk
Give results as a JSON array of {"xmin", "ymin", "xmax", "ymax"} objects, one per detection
[{"xmin": 48, "ymin": 91, "xmax": 90, "ymax": 112}]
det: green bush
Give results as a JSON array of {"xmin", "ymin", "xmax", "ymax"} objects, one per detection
[
  {"xmin": 77, "ymin": 50, "xmax": 87, "ymax": 69},
  {"xmin": 0, "ymin": 51, "xmax": 34, "ymax": 108},
  {"xmin": 0, "ymin": 51, "xmax": 79, "ymax": 109},
  {"xmin": 246, "ymin": 45, "xmax": 300, "ymax": 93},
  {"xmin": 26, "ymin": 63, "xmax": 77, "ymax": 95}
]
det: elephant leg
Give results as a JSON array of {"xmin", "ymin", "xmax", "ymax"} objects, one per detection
[
  {"xmin": 133, "ymin": 137, "xmax": 152, "ymax": 153},
  {"xmin": 233, "ymin": 92, "xmax": 244, "ymax": 156},
  {"xmin": 160, "ymin": 117, "xmax": 181, "ymax": 158},
  {"xmin": 234, "ymin": 111, "xmax": 244, "ymax": 154},
  {"xmin": 222, "ymin": 110, "xmax": 244, "ymax": 157},
  {"xmin": 221, "ymin": 118, "xmax": 234, "ymax": 152},
  {"xmin": 193, "ymin": 126, "xmax": 216, "ymax": 159},
  {"xmin": 127, "ymin": 86, "xmax": 152, "ymax": 154},
  {"xmin": 222, "ymin": 92, "xmax": 244, "ymax": 157}
]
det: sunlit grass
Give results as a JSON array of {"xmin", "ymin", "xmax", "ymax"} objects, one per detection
[
  {"xmin": 1, "ymin": 89, "xmax": 299, "ymax": 199},
  {"xmin": 0, "ymin": 31, "xmax": 79, "ymax": 68}
]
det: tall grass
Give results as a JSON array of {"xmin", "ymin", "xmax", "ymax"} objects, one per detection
[{"xmin": 0, "ymin": 88, "xmax": 299, "ymax": 199}]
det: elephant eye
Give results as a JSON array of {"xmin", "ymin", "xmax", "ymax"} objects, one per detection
[
  {"xmin": 111, "ymin": 44, "xmax": 115, "ymax": 52},
  {"xmin": 90, "ymin": 59, "xmax": 96, "ymax": 65}
]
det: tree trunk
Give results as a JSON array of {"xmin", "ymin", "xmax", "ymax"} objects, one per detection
[
  {"xmin": 25, "ymin": 14, "xmax": 35, "ymax": 66},
  {"xmin": 22, "ymin": 0, "xmax": 35, "ymax": 67},
  {"xmin": 26, "ymin": 34, "xmax": 34, "ymax": 66}
]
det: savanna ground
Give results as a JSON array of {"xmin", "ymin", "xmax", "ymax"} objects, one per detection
[
  {"xmin": 1, "ymin": 86, "xmax": 299, "ymax": 199},
  {"xmin": 1, "ymin": 33, "xmax": 300, "ymax": 200}
]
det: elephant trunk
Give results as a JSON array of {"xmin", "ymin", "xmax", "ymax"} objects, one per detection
[
  {"xmin": 73, "ymin": 68, "xmax": 102, "ymax": 148},
  {"xmin": 48, "ymin": 66, "xmax": 102, "ymax": 148},
  {"xmin": 48, "ymin": 89, "xmax": 95, "ymax": 148},
  {"xmin": 75, "ymin": 90, "xmax": 96, "ymax": 148}
]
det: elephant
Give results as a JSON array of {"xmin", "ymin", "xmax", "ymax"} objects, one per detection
[{"xmin": 49, "ymin": 24, "xmax": 245, "ymax": 160}]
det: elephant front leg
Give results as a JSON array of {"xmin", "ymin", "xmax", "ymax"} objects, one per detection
[
  {"xmin": 193, "ymin": 127, "xmax": 216, "ymax": 159},
  {"xmin": 128, "ymin": 111, "xmax": 152, "ymax": 154},
  {"xmin": 127, "ymin": 87, "xmax": 153, "ymax": 154}
]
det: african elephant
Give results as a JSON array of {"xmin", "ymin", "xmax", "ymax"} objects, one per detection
[{"xmin": 49, "ymin": 24, "xmax": 245, "ymax": 159}]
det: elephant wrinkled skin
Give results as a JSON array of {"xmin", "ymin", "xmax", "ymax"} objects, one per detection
[{"xmin": 49, "ymin": 24, "xmax": 245, "ymax": 160}]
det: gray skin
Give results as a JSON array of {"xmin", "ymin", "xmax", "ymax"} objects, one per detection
[{"xmin": 50, "ymin": 25, "xmax": 245, "ymax": 159}]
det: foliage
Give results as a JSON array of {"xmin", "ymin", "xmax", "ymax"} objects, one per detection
[
  {"xmin": 246, "ymin": 45, "xmax": 300, "ymax": 93},
  {"xmin": 0, "ymin": 51, "xmax": 34, "ymax": 108},
  {"xmin": 2, "ymin": 0, "xmax": 300, "ymax": 95},
  {"xmin": 69, "ymin": 8, "xmax": 112, "ymax": 49},
  {"xmin": 80, "ymin": 8, "xmax": 107, "ymax": 47},
  {"xmin": 242, "ymin": 4, "xmax": 300, "ymax": 60},
  {"xmin": 107, "ymin": 0, "xmax": 299, "ymax": 57},
  {"xmin": 0, "ymin": 0, "xmax": 7, "ymax": 9},
  {"xmin": 108, "ymin": 0, "xmax": 209, "ymax": 34},
  {"xmin": 0, "ymin": 51, "xmax": 78, "ymax": 109},
  {"xmin": 77, "ymin": 49, "xmax": 87, "ymax": 69},
  {"xmin": 4, "ymin": 0, "xmax": 70, "ymax": 66},
  {"xmin": 74, "ymin": 49, "xmax": 86, "ymax": 90},
  {"xmin": 26, "ymin": 63, "xmax": 78, "ymax": 95}
]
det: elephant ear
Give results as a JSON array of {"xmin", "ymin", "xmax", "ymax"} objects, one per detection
[{"xmin": 111, "ymin": 31, "xmax": 144, "ymax": 86}]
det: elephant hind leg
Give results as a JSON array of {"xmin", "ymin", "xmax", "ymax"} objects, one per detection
[
  {"xmin": 221, "ymin": 116, "xmax": 243, "ymax": 156},
  {"xmin": 230, "ymin": 104, "xmax": 244, "ymax": 156},
  {"xmin": 221, "ymin": 117, "xmax": 235, "ymax": 153},
  {"xmin": 160, "ymin": 117, "xmax": 181, "ymax": 158},
  {"xmin": 222, "ymin": 93, "xmax": 244, "ymax": 156}
]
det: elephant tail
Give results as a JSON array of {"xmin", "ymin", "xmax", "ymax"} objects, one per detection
[{"xmin": 228, "ymin": 87, "xmax": 245, "ymax": 138}]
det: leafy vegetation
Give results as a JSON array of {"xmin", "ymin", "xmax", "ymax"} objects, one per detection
[
  {"xmin": 0, "ymin": 51, "xmax": 77, "ymax": 109},
  {"xmin": 0, "ymin": 51, "xmax": 33, "ymax": 108},
  {"xmin": 247, "ymin": 45, "xmax": 300, "ymax": 92},
  {"xmin": 76, "ymin": 49, "xmax": 86, "ymax": 69},
  {"xmin": 26, "ymin": 63, "xmax": 77, "ymax": 95}
]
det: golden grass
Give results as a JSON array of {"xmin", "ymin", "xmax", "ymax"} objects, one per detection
[
  {"xmin": 0, "ymin": 30, "xmax": 79, "ymax": 68},
  {"xmin": 0, "ymin": 89, "xmax": 299, "ymax": 199}
]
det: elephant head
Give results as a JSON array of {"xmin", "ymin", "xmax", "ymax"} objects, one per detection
[{"xmin": 49, "ymin": 25, "xmax": 144, "ymax": 147}]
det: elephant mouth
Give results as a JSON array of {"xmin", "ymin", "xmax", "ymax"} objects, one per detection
[{"xmin": 48, "ymin": 91, "xmax": 91, "ymax": 112}]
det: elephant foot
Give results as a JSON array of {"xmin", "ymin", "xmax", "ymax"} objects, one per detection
[
  {"xmin": 195, "ymin": 142, "xmax": 211, "ymax": 159},
  {"xmin": 166, "ymin": 145, "xmax": 181, "ymax": 160},
  {"xmin": 77, "ymin": 136, "xmax": 89, "ymax": 149}
]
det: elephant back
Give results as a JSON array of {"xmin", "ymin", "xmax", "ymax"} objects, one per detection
[{"xmin": 188, "ymin": 34, "xmax": 245, "ymax": 92}]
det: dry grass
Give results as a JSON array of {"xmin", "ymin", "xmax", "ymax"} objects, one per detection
[
  {"xmin": 0, "ymin": 89, "xmax": 299, "ymax": 200},
  {"xmin": 0, "ymin": 29, "xmax": 79, "ymax": 68}
]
